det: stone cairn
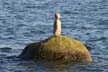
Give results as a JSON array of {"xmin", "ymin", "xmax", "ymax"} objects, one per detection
[{"xmin": 19, "ymin": 13, "xmax": 93, "ymax": 62}]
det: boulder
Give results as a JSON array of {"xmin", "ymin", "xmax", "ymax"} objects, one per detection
[{"xmin": 19, "ymin": 35, "xmax": 92, "ymax": 62}]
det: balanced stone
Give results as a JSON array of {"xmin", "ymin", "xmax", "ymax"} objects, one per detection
[
  {"xmin": 19, "ymin": 13, "xmax": 92, "ymax": 62},
  {"xmin": 53, "ymin": 13, "xmax": 61, "ymax": 36}
]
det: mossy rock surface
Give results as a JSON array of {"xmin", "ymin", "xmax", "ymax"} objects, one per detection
[{"xmin": 19, "ymin": 35, "xmax": 92, "ymax": 62}]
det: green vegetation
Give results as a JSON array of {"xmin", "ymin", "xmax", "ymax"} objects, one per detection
[{"xmin": 19, "ymin": 35, "xmax": 92, "ymax": 62}]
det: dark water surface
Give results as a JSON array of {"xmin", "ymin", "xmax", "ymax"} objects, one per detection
[{"xmin": 0, "ymin": 0, "xmax": 108, "ymax": 72}]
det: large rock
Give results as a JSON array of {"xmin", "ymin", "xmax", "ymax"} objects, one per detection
[{"xmin": 19, "ymin": 35, "xmax": 92, "ymax": 62}]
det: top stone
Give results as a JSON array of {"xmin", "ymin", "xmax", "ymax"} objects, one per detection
[
  {"xmin": 55, "ymin": 13, "xmax": 61, "ymax": 19},
  {"xmin": 54, "ymin": 13, "xmax": 61, "ymax": 36}
]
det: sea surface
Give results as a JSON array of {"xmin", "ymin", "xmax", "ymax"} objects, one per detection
[{"xmin": 0, "ymin": 0, "xmax": 108, "ymax": 72}]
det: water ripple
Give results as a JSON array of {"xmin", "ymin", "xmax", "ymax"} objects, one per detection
[{"xmin": 0, "ymin": 0, "xmax": 108, "ymax": 72}]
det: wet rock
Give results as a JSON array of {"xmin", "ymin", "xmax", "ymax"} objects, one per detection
[{"xmin": 19, "ymin": 35, "xmax": 92, "ymax": 62}]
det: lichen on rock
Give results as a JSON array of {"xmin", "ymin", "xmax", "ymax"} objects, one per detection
[{"xmin": 19, "ymin": 35, "xmax": 92, "ymax": 62}]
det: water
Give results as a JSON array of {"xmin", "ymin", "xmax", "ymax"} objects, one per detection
[{"xmin": 0, "ymin": 0, "xmax": 108, "ymax": 72}]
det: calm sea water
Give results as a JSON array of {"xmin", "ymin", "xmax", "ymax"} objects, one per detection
[{"xmin": 0, "ymin": 0, "xmax": 108, "ymax": 72}]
